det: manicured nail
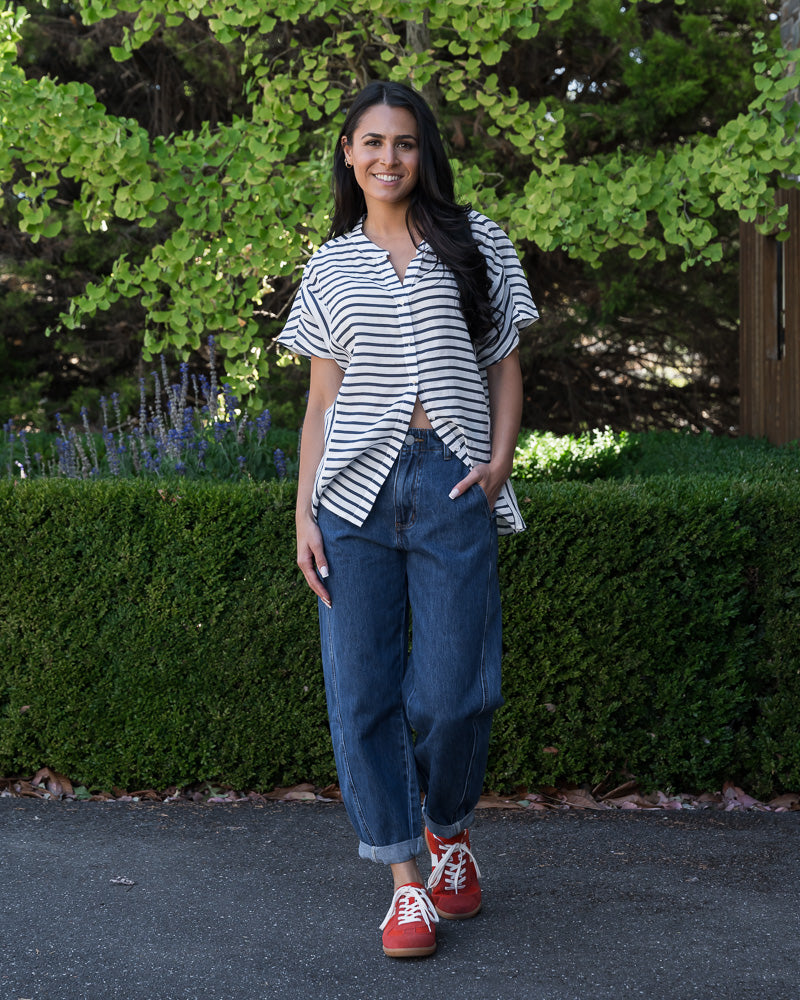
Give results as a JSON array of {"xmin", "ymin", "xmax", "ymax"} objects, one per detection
[
  {"xmin": 322, "ymin": 598, "xmax": 332, "ymax": 609},
  {"xmin": 448, "ymin": 488, "xmax": 460, "ymax": 500},
  {"xmin": 319, "ymin": 565, "xmax": 329, "ymax": 578}
]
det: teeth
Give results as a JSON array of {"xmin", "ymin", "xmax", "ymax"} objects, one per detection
[{"xmin": 374, "ymin": 173, "xmax": 400, "ymax": 181}]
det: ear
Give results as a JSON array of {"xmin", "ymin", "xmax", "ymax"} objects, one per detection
[{"xmin": 341, "ymin": 135, "xmax": 351, "ymax": 165}]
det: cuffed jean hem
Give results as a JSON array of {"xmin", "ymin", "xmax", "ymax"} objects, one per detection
[
  {"xmin": 358, "ymin": 835, "xmax": 425, "ymax": 865},
  {"xmin": 423, "ymin": 807, "xmax": 475, "ymax": 840}
]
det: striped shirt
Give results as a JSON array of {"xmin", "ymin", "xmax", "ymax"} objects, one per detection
[{"xmin": 277, "ymin": 211, "xmax": 538, "ymax": 535}]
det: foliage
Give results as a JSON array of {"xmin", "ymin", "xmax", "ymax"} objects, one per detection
[
  {"xmin": 1, "ymin": 0, "xmax": 797, "ymax": 401},
  {"xmin": 8, "ymin": 411, "xmax": 799, "ymax": 485},
  {"xmin": 1, "ymin": 473, "xmax": 798, "ymax": 796},
  {"xmin": 616, "ymin": 428, "xmax": 800, "ymax": 479},
  {"xmin": 496, "ymin": 474, "xmax": 800, "ymax": 798},
  {"xmin": 514, "ymin": 426, "xmax": 636, "ymax": 481},
  {"xmin": 1, "ymin": 338, "xmax": 297, "ymax": 480},
  {"xmin": 0, "ymin": 477, "xmax": 330, "ymax": 789}
]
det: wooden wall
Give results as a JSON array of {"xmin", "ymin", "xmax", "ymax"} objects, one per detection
[{"xmin": 739, "ymin": 188, "xmax": 800, "ymax": 444}]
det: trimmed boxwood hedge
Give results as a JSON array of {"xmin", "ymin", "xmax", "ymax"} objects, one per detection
[{"xmin": 1, "ymin": 476, "xmax": 798, "ymax": 797}]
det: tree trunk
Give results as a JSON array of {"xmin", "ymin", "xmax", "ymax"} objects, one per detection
[{"xmin": 405, "ymin": 14, "xmax": 440, "ymax": 116}]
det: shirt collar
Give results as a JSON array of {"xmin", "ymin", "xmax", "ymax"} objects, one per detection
[{"xmin": 345, "ymin": 217, "xmax": 432, "ymax": 259}]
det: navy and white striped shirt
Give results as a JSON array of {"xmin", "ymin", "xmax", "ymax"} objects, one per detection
[{"xmin": 277, "ymin": 211, "xmax": 538, "ymax": 535}]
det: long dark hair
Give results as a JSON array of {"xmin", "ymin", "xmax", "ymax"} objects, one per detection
[{"xmin": 329, "ymin": 81, "xmax": 496, "ymax": 345}]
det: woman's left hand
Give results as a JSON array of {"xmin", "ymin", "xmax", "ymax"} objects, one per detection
[
  {"xmin": 449, "ymin": 350, "xmax": 522, "ymax": 515},
  {"xmin": 449, "ymin": 461, "xmax": 509, "ymax": 513}
]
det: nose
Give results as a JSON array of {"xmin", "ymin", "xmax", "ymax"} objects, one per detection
[{"xmin": 379, "ymin": 143, "xmax": 398, "ymax": 166}]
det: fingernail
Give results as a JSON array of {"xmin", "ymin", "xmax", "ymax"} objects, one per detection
[
  {"xmin": 322, "ymin": 598, "xmax": 332, "ymax": 609},
  {"xmin": 448, "ymin": 488, "xmax": 460, "ymax": 500},
  {"xmin": 319, "ymin": 565, "xmax": 329, "ymax": 578}
]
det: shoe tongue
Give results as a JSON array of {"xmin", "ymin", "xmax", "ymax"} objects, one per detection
[{"xmin": 397, "ymin": 881, "xmax": 425, "ymax": 890}]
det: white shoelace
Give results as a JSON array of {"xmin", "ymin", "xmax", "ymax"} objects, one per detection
[
  {"xmin": 427, "ymin": 841, "xmax": 481, "ymax": 894},
  {"xmin": 379, "ymin": 884, "xmax": 440, "ymax": 931}
]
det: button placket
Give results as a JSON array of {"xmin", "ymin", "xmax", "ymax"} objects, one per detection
[
  {"xmin": 377, "ymin": 260, "xmax": 419, "ymax": 404},
  {"xmin": 395, "ymin": 280, "xmax": 418, "ymax": 400}
]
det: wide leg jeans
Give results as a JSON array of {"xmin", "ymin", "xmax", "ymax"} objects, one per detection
[{"xmin": 316, "ymin": 429, "xmax": 503, "ymax": 864}]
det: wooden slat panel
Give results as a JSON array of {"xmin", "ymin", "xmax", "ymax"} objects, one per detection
[
  {"xmin": 739, "ymin": 187, "xmax": 800, "ymax": 444},
  {"xmin": 782, "ymin": 189, "xmax": 800, "ymax": 444}
]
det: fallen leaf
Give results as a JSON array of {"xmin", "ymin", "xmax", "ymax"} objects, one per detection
[
  {"xmin": 606, "ymin": 793, "xmax": 659, "ymax": 809},
  {"xmin": 654, "ymin": 791, "xmax": 684, "ymax": 810},
  {"xmin": 598, "ymin": 780, "xmax": 639, "ymax": 801},
  {"xmin": 696, "ymin": 792, "xmax": 724, "ymax": 807},
  {"xmin": 128, "ymin": 789, "xmax": 161, "ymax": 801},
  {"xmin": 558, "ymin": 788, "xmax": 609, "ymax": 810},
  {"xmin": 768, "ymin": 793, "xmax": 800, "ymax": 810},
  {"xmin": 31, "ymin": 767, "xmax": 73, "ymax": 799},
  {"xmin": 476, "ymin": 794, "xmax": 522, "ymax": 810},
  {"xmin": 264, "ymin": 782, "xmax": 315, "ymax": 801}
]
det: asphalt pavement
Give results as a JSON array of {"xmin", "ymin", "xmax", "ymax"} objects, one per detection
[{"xmin": 1, "ymin": 797, "xmax": 798, "ymax": 1000}]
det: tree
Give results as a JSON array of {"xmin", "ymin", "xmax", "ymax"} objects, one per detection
[{"xmin": 1, "ymin": 0, "xmax": 798, "ymax": 415}]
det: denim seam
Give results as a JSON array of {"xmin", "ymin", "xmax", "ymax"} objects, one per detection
[
  {"xmin": 402, "ymin": 708, "xmax": 418, "ymax": 845},
  {"xmin": 323, "ymin": 608, "xmax": 376, "ymax": 846},
  {"xmin": 398, "ymin": 597, "xmax": 419, "ymax": 843},
  {"xmin": 456, "ymin": 525, "xmax": 493, "ymax": 819}
]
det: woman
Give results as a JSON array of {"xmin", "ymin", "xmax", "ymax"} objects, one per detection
[{"xmin": 278, "ymin": 80, "xmax": 537, "ymax": 958}]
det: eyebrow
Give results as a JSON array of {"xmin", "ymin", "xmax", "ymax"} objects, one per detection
[{"xmin": 361, "ymin": 131, "xmax": 418, "ymax": 140}]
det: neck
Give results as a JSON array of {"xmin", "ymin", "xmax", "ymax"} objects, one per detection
[{"xmin": 363, "ymin": 199, "xmax": 412, "ymax": 241}]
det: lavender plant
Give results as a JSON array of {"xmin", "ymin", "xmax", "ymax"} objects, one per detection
[{"xmin": 2, "ymin": 337, "xmax": 297, "ymax": 482}]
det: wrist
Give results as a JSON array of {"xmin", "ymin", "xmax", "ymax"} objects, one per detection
[
  {"xmin": 488, "ymin": 453, "xmax": 514, "ymax": 481},
  {"xmin": 296, "ymin": 504, "xmax": 315, "ymax": 526}
]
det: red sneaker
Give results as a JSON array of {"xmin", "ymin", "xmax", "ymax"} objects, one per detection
[
  {"xmin": 425, "ymin": 828, "xmax": 482, "ymax": 919},
  {"xmin": 379, "ymin": 882, "xmax": 438, "ymax": 958}
]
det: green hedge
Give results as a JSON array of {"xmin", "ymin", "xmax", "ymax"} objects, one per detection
[{"xmin": 1, "ymin": 477, "xmax": 798, "ymax": 797}]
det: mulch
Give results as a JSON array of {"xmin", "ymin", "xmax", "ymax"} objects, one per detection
[{"xmin": 2, "ymin": 767, "xmax": 799, "ymax": 813}]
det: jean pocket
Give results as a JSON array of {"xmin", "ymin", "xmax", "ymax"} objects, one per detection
[
  {"xmin": 470, "ymin": 481, "xmax": 494, "ymax": 519},
  {"xmin": 455, "ymin": 459, "xmax": 493, "ymax": 520}
]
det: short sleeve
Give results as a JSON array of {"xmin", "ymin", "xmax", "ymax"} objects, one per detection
[
  {"xmin": 276, "ymin": 263, "xmax": 334, "ymax": 360},
  {"xmin": 471, "ymin": 214, "xmax": 538, "ymax": 369}
]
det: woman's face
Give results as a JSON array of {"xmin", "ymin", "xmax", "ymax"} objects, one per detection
[{"xmin": 342, "ymin": 103, "xmax": 420, "ymax": 211}]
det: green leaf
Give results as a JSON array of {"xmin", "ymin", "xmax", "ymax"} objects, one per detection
[{"xmin": 41, "ymin": 217, "xmax": 62, "ymax": 239}]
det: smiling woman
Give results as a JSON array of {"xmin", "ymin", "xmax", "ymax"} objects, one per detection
[
  {"xmin": 343, "ymin": 105, "xmax": 420, "ymax": 228},
  {"xmin": 277, "ymin": 80, "xmax": 537, "ymax": 960}
]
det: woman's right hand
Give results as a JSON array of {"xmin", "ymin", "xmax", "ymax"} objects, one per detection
[
  {"xmin": 296, "ymin": 513, "xmax": 331, "ymax": 608},
  {"xmin": 294, "ymin": 357, "xmax": 343, "ymax": 611}
]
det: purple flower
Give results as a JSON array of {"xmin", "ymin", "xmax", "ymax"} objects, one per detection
[{"xmin": 256, "ymin": 410, "xmax": 271, "ymax": 441}]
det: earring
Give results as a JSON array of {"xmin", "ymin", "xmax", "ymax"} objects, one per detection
[{"xmin": 345, "ymin": 160, "xmax": 353, "ymax": 169}]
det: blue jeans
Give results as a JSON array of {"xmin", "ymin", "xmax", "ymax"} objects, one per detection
[{"xmin": 316, "ymin": 429, "xmax": 503, "ymax": 864}]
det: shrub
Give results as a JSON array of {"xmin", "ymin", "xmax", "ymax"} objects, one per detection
[
  {"xmin": 1, "ymin": 475, "xmax": 798, "ymax": 797},
  {"xmin": 513, "ymin": 427, "xmax": 636, "ymax": 482}
]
